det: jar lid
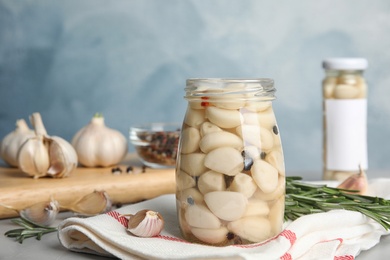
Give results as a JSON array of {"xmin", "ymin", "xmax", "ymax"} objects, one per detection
[{"xmin": 322, "ymin": 58, "xmax": 368, "ymax": 70}]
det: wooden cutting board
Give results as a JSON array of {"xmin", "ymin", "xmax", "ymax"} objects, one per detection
[{"xmin": 0, "ymin": 155, "xmax": 176, "ymax": 219}]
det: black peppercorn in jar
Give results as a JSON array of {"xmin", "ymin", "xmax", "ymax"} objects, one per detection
[
  {"xmin": 175, "ymin": 78, "xmax": 285, "ymax": 246},
  {"xmin": 322, "ymin": 58, "xmax": 368, "ymax": 181}
]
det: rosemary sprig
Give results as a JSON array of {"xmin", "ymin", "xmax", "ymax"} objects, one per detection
[
  {"xmin": 4, "ymin": 217, "xmax": 57, "ymax": 243},
  {"xmin": 285, "ymin": 176, "xmax": 390, "ymax": 230}
]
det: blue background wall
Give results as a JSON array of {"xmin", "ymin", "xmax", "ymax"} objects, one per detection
[{"xmin": 1, "ymin": 0, "xmax": 389, "ymax": 176}]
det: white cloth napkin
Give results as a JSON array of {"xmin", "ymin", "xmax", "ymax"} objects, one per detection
[{"xmin": 58, "ymin": 180, "xmax": 390, "ymax": 260}]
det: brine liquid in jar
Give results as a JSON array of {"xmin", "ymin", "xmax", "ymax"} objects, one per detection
[
  {"xmin": 322, "ymin": 58, "xmax": 368, "ymax": 181},
  {"xmin": 175, "ymin": 78, "xmax": 285, "ymax": 246}
]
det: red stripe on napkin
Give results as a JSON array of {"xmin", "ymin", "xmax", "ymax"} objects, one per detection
[
  {"xmin": 279, "ymin": 229, "xmax": 297, "ymax": 245},
  {"xmin": 106, "ymin": 211, "xmax": 128, "ymax": 227},
  {"xmin": 280, "ymin": 253, "xmax": 292, "ymax": 260},
  {"xmin": 156, "ymin": 235, "xmax": 191, "ymax": 243},
  {"xmin": 334, "ymin": 255, "xmax": 354, "ymax": 260}
]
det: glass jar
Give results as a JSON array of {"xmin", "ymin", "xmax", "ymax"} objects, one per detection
[
  {"xmin": 322, "ymin": 58, "xmax": 368, "ymax": 181},
  {"xmin": 175, "ymin": 78, "xmax": 285, "ymax": 246}
]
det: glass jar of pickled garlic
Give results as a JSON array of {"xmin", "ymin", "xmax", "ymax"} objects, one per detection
[
  {"xmin": 322, "ymin": 58, "xmax": 368, "ymax": 181},
  {"xmin": 175, "ymin": 78, "xmax": 285, "ymax": 246}
]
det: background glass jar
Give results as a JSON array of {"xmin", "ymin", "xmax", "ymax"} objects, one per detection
[
  {"xmin": 175, "ymin": 78, "xmax": 285, "ymax": 246},
  {"xmin": 322, "ymin": 58, "xmax": 368, "ymax": 181}
]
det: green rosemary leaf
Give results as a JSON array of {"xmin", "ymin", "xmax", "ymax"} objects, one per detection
[
  {"xmin": 4, "ymin": 217, "xmax": 57, "ymax": 243},
  {"xmin": 4, "ymin": 228, "xmax": 25, "ymax": 237},
  {"xmin": 11, "ymin": 218, "xmax": 34, "ymax": 229},
  {"xmin": 285, "ymin": 176, "xmax": 390, "ymax": 230}
]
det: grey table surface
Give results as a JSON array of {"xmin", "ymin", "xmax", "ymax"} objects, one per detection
[{"xmin": 1, "ymin": 170, "xmax": 390, "ymax": 260}]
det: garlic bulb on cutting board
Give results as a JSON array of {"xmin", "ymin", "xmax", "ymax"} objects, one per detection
[
  {"xmin": 71, "ymin": 114, "xmax": 128, "ymax": 167},
  {"xmin": 17, "ymin": 112, "xmax": 78, "ymax": 178},
  {"xmin": 0, "ymin": 119, "xmax": 35, "ymax": 167}
]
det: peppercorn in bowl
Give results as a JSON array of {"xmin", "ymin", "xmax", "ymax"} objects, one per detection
[{"xmin": 130, "ymin": 123, "xmax": 180, "ymax": 168}]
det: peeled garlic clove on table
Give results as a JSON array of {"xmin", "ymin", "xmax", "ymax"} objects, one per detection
[
  {"xmin": 0, "ymin": 119, "xmax": 35, "ymax": 167},
  {"xmin": 17, "ymin": 113, "xmax": 78, "ymax": 178},
  {"xmin": 72, "ymin": 114, "xmax": 128, "ymax": 167}
]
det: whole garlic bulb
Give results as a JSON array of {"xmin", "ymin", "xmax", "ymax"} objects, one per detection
[
  {"xmin": 0, "ymin": 119, "xmax": 35, "ymax": 167},
  {"xmin": 71, "ymin": 114, "xmax": 128, "ymax": 167},
  {"xmin": 17, "ymin": 112, "xmax": 78, "ymax": 178}
]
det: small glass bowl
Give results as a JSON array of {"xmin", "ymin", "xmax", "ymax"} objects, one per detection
[{"xmin": 130, "ymin": 123, "xmax": 181, "ymax": 168}]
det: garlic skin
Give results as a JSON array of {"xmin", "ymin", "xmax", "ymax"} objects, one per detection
[
  {"xmin": 0, "ymin": 119, "xmax": 34, "ymax": 167},
  {"xmin": 125, "ymin": 209, "xmax": 164, "ymax": 237},
  {"xmin": 337, "ymin": 166, "xmax": 368, "ymax": 195},
  {"xmin": 71, "ymin": 114, "xmax": 128, "ymax": 167},
  {"xmin": 17, "ymin": 112, "xmax": 78, "ymax": 178}
]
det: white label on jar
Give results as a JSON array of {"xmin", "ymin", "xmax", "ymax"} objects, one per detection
[{"xmin": 326, "ymin": 99, "xmax": 368, "ymax": 171}]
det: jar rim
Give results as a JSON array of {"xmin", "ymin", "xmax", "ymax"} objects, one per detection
[
  {"xmin": 185, "ymin": 78, "xmax": 276, "ymax": 100},
  {"xmin": 186, "ymin": 78, "xmax": 274, "ymax": 84}
]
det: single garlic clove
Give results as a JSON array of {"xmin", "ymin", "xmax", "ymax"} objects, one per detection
[
  {"xmin": 204, "ymin": 147, "xmax": 244, "ymax": 176},
  {"xmin": 337, "ymin": 166, "xmax": 368, "ymax": 195},
  {"xmin": 126, "ymin": 209, "xmax": 164, "ymax": 237},
  {"xmin": 197, "ymin": 170, "xmax": 226, "ymax": 195},
  {"xmin": 185, "ymin": 204, "xmax": 221, "ymax": 229},
  {"xmin": 47, "ymin": 136, "xmax": 78, "ymax": 178},
  {"xmin": 204, "ymin": 191, "xmax": 248, "ymax": 222},
  {"xmin": 227, "ymin": 216, "xmax": 271, "ymax": 243},
  {"xmin": 0, "ymin": 119, "xmax": 35, "ymax": 167},
  {"xmin": 17, "ymin": 135, "xmax": 50, "ymax": 178},
  {"xmin": 62, "ymin": 190, "xmax": 112, "ymax": 216},
  {"xmin": 20, "ymin": 199, "xmax": 60, "ymax": 226},
  {"xmin": 191, "ymin": 226, "xmax": 229, "ymax": 245}
]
